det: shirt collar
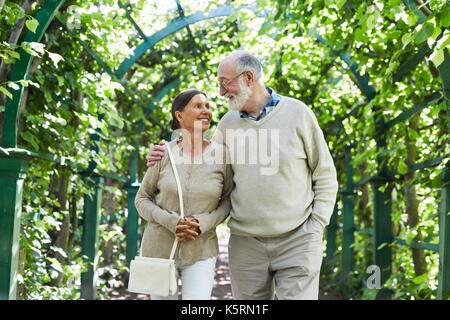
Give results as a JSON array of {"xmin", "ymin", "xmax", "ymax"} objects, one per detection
[{"xmin": 239, "ymin": 87, "xmax": 280, "ymax": 119}]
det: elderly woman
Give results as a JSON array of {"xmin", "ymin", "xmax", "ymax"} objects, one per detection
[{"xmin": 134, "ymin": 89, "xmax": 233, "ymax": 300}]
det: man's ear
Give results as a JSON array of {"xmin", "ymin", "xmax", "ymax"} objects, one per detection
[{"xmin": 245, "ymin": 70, "xmax": 255, "ymax": 86}]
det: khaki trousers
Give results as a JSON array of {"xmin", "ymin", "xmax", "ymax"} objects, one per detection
[{"xmin": 228, "ymin": 215, "xmax": 324, "ymax": 300}]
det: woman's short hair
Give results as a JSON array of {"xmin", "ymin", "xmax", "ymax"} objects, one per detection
[{"xmin": 170, "ymin": 89, "xmax": 207, "ymax": 130}]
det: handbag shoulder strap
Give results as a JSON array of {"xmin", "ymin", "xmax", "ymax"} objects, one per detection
[
  {"xmin": 166, "ymin": 143, "xmax": 184, "ymax": 219},
  {"xmin": 138, "ymin": 142, "xmax": 184, "ymax": 260},
  {"xmin": 166, "ymin": 143, "xmax": 184, "ymax": 260}
]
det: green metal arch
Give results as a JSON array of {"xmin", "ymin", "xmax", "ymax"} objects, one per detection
[
  {"xmin": 311, "ymin": 30, "xmax": 377, "ymax": 101},
  {"xmin": 114, "ymin": 5, "xmax": 252, "ymax": 79},
  {"xmin": 436, "ymin": 48, "xmax": 450, "ymax": 300},
  {"xmin": 1, "ymin": 2, "xmax": 252, "ymax": 150},
  {"xmin": 129, "ymin": 77, "xmax": 181, "ymax": 185}
]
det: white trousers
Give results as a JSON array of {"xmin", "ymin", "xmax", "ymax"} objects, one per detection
[{"xmin": 151, "ymin": 256, "xmax": 217, "ymax": 300}]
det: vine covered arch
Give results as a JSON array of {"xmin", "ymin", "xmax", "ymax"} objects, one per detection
[{"xmin": 0, "ymin": 0, "xmax": 262, "ymax": 300}]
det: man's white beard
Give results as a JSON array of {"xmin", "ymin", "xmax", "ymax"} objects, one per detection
[{"xmin": 225, "ymin": 77, "xmax": 252, "ymax": 111}]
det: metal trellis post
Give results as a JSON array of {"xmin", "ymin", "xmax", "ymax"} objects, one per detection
[
  {"xmin": 341, "ymin": 145, "xmax": 356, "ymax": 278},
  {"xmin": 0, "ymin": 157, "xmax": 29, "ymax": 300},
  {"xmin": 126, "ymin": 183, "xmax": 140, "ymax": 264},
  {"xmin": 371, "ymin": 176, "xmax": 393, "ymax": 286},
  {"xmin": 80, "ymin": 173, "xmax": 103, "ymax": 300},
  {"xmin": 437, "ymin": 48, "xmax": 450, "ymax": 300},
  {"xmin": 325, "ymin": 205, "xmax": 338, "ymax": 263}
]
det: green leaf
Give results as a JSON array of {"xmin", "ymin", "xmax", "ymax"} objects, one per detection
[
  {"xmin": 402, "ymin": 32, "xmax": 413, "ymax": 47},
  {"xmin": 377, "ymin": 242, "xmax": 389, "ymax": 250},
  {"xmin": 0, "ymin": 86, "xmax": 13, "ymax": 99},
  {"xmin": 0, "ymin": 52, "xmax": 14, "ymax": 64},
  {"xmin": 408, "ymin": 128, "xmax": 418, "ymax": 140},
  {"xmin": 428, "ymin": 26, "xmax": 442, "ymax": 47},
  {"xmin": 438, "ymin": 5, "xmax": 450, "ymax": 27},
  {"xmin": 88, "ymin": 114, "xmax": 99, "ymax": 128},
  {"xmin": 412, "ymin": 273, "xmax": 428, "ymax": 285},
  {"xmin": 27, "ymin": 42, "xmax": 45, "ymax": 55},
  {"xmin": 429, "ymin": 48, "xmax": 445, "ymax": 68},
  {"xmin": 405, "ymin": 12, "xmax": 419, "ymax": 26},
  {"xmin": 56, "ymin": 75, "xmax": 64, "ymax": 87},
  {"xmin": 398, "ymin": 161, "xmax": 409, "ymax": 175},
  {"xmin": 51, "ymin": 246, "xmax": 68, "ymax": 258},
  {"xmin": 75, "ymin": 112, "xmax": 89, "ymax": 125},
  {"xmin": 110, "ymin": 114, "xmax": 124, "ymax": 129},
  {"xmin": 20, "ymin": 131, "xmax": 39, "ymax": 151},
  {"xmin": 432, "ymin": 173, "xmax": 442, "ymax": 188},
  {"xmin": 389, "ymin": 0, "xmax": 402, "ymax": 5},
  {"xmin": 47, "ymin": 257, "xmax": 63, "ymax": 273},
  {"xmin": 17, "ymin": 80, "xmax": 29, "ymax": 87},
  {"xmin": 414, "ymin": 22, "xmax": 435, "ymax": 44},
  {"xmin": 7, "ymin": 50, "xmax": 20, "ymax": 59},
  {"xmin": 21, "ymin": 42, "xmax": 40, "ymax": 57},
  {"xmin": 99, "ymin": 120, "xmax": 109, "ymax": 136},
  {"xmin": 88, "ymin": 101, "xmax": 97, "ymax": 114},
  {"xmin": 355, "ymin": 4, "xmax": 366, "ymax": 20},
  {"xmin": 25, "ymin": 18, "xmax": 39, "ymax": 33},
  {"xmin": 336, "ymin": 0, "xmax": 346, "ymax": 10},
  {"xmin": 63, "ymin": 125, "xmax": 74, "ymax": 136},
  {"xmin": 388, "ymin": 30, "xmax": 402, "ymax": 40},
  {"xmin": 354, "ymin": 28, "xmax": 365, "ymax": 42},
  {"xmin": 28, "ymin": 245, "xmax": 42, "ymax": 258},
  {"xmin": 44, "ymin": 90, "xmax": 53, "ymax": 103},
  {"xmin": 365, "ymin": 11, "xmax": 380, "ymax": 30}
]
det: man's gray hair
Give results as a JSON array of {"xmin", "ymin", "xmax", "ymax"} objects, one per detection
[{"xmin": 235, "ymin": 54, "xmax": 264, "ymax": 85}]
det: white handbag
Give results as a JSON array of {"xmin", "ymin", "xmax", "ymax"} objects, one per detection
[{"xmin": 128, "ymin": 143, "xmax": 184, "ymax": 296}]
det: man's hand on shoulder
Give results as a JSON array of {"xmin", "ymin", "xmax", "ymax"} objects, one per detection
[{"xmin": 147, "ymin": 141, "xmax": 166, "ymax": 167}]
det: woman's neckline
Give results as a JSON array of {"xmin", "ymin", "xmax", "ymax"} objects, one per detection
[{"xmin": 174, "ymin": 139, "xmax": 214, "ymax": 158}]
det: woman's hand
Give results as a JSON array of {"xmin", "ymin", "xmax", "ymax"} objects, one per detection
[{"xmin": 175, "ymin": 217, "xmax": 201, "ymax": 242}]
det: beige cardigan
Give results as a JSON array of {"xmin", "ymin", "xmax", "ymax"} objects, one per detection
[{"xmin": 134, "ymin": 140, "xmax": 233, "ymax": 267}]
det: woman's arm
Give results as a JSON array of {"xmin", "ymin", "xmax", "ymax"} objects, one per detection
[
  {"xmin": 192, "ymin": 161, "xmax": 234, "ymax": 234},
  {"xmin": 134, "ymin": 159, "xmax": 181, "ymax": 234}
]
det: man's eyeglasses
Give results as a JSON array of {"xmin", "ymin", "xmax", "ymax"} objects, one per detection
[{"xmin": 218, "ymin": 71, "xmax": 246, "ymax": 91}]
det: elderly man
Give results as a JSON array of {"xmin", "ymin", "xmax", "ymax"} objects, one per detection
[{"xmin": 147, "ymin": 51, "xmax": 338, "ymax": 300}]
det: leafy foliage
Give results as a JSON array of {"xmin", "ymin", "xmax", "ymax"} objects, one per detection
[
  {"xmin": 267, "ymin": 0, "xmax": 448, "ymax": 300},
  {"xmin": 0, "ymin": 0, "xmax": 448, "ymax": 299}
]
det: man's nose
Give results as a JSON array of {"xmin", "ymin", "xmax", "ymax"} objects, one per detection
[{"xmin": 219, "ymin": 86, "xmax": 227, "ymax": 96}]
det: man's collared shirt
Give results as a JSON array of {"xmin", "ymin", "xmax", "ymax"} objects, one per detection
[{"xmin": 239, "ymin": 87, "xmax": 281, "ymax": 121}]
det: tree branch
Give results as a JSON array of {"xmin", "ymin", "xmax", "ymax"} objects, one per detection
[{"xmin": 413, "ymin": 0, "xmax": 432, "ymax": 17}]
